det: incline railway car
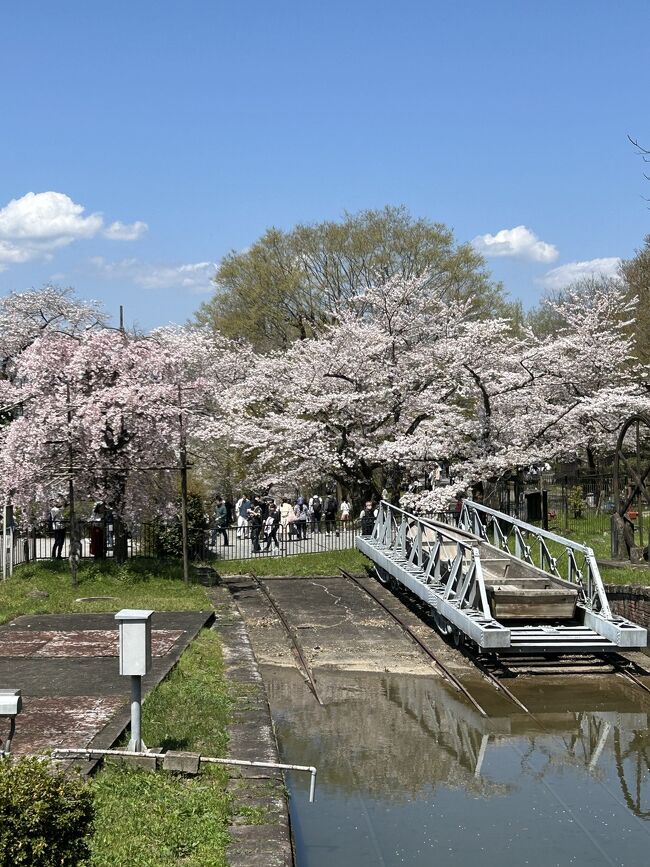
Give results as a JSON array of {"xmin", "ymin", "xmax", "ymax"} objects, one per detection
[{"xmin": 356, "ymin": 500, "xmax": 647, "ymax": 655}]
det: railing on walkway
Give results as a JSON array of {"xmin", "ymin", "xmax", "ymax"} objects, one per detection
[
  {"xmin": 456, "ymin": 500, "xmax": 612, "ymax": 617},
  {"xmin": 7, "ymin": 517, "xmax": 359, "ymax": 569}
]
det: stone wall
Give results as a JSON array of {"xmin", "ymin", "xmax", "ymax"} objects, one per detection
[{"xmin": 604, "ymin": 583, "xmax": 650, "ymax": 630}]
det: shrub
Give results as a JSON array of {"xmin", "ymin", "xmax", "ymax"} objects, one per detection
[
  {"xmin": 151, "ymin": 493, "xmax": 209, "ymax": 559},
  {"xmin": 0, "ymin": 757, "xmax": 94, "ymax": 866},
  {"xmin": 568, "ymin": 485, "xmax": 585, "ymax": 518}
]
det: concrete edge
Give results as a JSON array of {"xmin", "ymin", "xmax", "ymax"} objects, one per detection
[{"xmin": 208, "ymin": 585, "xmax": 294, "ymax": 867}]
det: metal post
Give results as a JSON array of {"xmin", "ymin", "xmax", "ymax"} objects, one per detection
[
  {"xmin": 1, "ymin": 501, "xmax": 6, "ymax": 581},
  {"xmin": 128, "ymin": 675, "xmax": 143, "ymax": 752},
  {"xmin": 178, "ymin": 384, "xmax": 189, "ymax": 586},
  {"xmin": 4, "ymin": 718, "xmax": 15, "ymax": 754}
]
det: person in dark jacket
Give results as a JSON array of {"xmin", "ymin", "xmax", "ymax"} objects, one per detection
[
  {"xmin": 264, "ymin": 503, "xmax": 281, "ymax": 552},
  {"xmin": 249, "ymin": 506, "xmax": 263, "ymax": 553},
  {"xmin": 324, "ymin": 494, "xmax": 338, "ymax": 534},
  {"xmin": 214, "ymin": 497, "xmax": 229, "ymax": 547},
  {"xmin": 360, "ymin": 501, "xmax": 376, "ymax": 536}
]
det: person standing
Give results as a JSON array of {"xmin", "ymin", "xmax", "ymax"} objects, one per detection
[
  {"xmin": 279, "ymin": 498, "xmax": 293, "ymax": 538},
  {"xmin": 215, "ymin": 497, "xmax": 229, "ymax": 547},
  {"xmin": 340, "ymin": 499, "xmax": 351, "ymax": 523},
  {"xmin": 324, "ymin": 494, "xmax": 338, "ymax": 534},
  {"xmin": 50, "ymin": 499, "xmax": 66, "ymax": 559},
  {"xmin": 89, "ymin": 502, "xmax": 105, "ymax": 558},
  {"xmin": 309, "ymin": 494, "xmax": 322, "ymax": 534},
  {"xmin": 360, "ymin": 501, "xmax": 376, "ymax": 536},
  {"xmin": 295, "ymin": 498, "xmax": 308, "ymax": 540}
]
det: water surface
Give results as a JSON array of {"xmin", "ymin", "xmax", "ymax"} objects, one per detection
[{"xmin": 263, "ymin": 666, "xmax": 650, "ymax": 867}]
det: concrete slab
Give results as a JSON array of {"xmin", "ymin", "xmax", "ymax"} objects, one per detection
[{"xmin": 0, "ymin": 610, "xmax": 212, "ymax": 757}]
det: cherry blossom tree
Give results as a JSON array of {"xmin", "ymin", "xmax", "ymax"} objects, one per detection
[
  {"xmin": 226, "ymin": 274, "xmax": 646, "ymax": 510},
  {"xmin": 0, "ymin": 286, "xmax": 107, "ymax": 372},
  {"xmin": 0, "ymin": 321, "xmax": 241, "ymax": 579}
]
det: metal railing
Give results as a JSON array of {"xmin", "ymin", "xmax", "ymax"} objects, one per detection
[
  {"xmin": 370, "ymin": 501, "xmax": 494, "ymax": 624},
  {"xmin": 7, "ymin": 517, "xmax": 359, "ymax": 568},
  {"xmin": 456, "ymin": 500, "xmax": 612, "ymax": 618}
]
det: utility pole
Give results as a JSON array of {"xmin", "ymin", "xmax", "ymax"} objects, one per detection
[
  {"xmin": 178, "ymin": 384, "xmax": 189, "ymax": 585},
  {"xmin": 67, "ymin": 382, "xmax": 78, "ymax": 587}
]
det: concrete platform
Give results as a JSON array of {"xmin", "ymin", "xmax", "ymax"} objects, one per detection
[{"xmin": 0, "ymin": 611, "xmax": 212, "ymax": 757}]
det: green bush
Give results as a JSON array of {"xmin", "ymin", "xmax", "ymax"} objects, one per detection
[
  {"xmin": 568, "ymin": 485, "xmax": 585, "ymax": 518},
  {"xmin": 150, "ymin": 494, "xmax": 209, "ymax": 559},
  {"xmin": 0, "ymin": 757, "xmax": 94, "ymax": 866}
]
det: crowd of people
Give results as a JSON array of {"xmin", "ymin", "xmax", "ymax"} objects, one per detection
[{"xmin": 211, "ymin": 493, "xmax": 354, "ymax": 554}]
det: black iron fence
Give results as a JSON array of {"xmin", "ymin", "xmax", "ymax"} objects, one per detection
[{"xmin": 7, "ymin": 516, "xmax": 360, "ymax": 568}]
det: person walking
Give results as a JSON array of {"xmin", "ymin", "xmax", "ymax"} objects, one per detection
[
  {"xmin": 236, "ymin": 495, "xmax": 251, "ymax": 538},
  {"xmin": 249, "ymin": 505, "xmax": 263, "ymax": 553},
  {"xmin": 50, "ymin": 499, "xmax": 66, "ymax": 559},
  {"xmin": 264, "ymin": 503, "xmax": 281, "ymax": 552}
]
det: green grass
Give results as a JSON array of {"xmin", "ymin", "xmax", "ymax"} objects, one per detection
[
  {"xmin": 491, "ymin": 514, "xmax": 650, "ymax": 587},
  {"xmin": 90, "ymin": 629, "xmax": 232, "ymax": 867},
  {"xmin": 0, "ymin": 549, "xmax": 368, "ymax": 626},
  {"xmin": 0, "ymin": 558, "xmax": 212, "ymax": 625}
]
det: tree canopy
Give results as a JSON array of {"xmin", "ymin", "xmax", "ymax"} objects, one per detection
[{"xmin": 193, "ymin": 206, "xmax": 514, "ymax": 351}]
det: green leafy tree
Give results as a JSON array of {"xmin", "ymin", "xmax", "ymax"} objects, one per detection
[
  {"xmin": 194, "ymin": 206, "xmax": 512, "ymax": 350},
  {"xmin": 621, "ymin": 234, "xmax": 650, "ymax": 365}
]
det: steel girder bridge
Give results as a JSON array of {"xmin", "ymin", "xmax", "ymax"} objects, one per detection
[{"xmin": 356, "ymin": 500, "xmax": 647, "ymax": 655}]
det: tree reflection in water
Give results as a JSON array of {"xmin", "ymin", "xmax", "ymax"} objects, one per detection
[{"xmin": 263, "ymin": 666, "xmax": 650, "ymax": 818}]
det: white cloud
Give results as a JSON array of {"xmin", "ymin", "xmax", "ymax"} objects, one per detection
[
  {"xmin": 0, "ymin": 191, "xmax": 147, "ymax": 267},
  {"xmin": 103, "ymin": 220, "xmax": 148, "ymax": 241},
  {"xmin": 538, "ymin": 257, "xmax": 622, "ymax": 290},
  {"xmin": 91, "ymin": 257, "xmax": 216, "ymax": 294},
  {"xmin": 472, "ymin": 225, "xmax": 558, "ymax": 263}
]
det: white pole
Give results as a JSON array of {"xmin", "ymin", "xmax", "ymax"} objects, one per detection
[{"xmin": 128, "ymin": 676, "xmax": 143, "ymax": 752}]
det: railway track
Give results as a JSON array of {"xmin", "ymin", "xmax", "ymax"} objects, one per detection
[
  {"xmin": 248, "ymin": 571, "xmax": 325, "ymax": 706},
  {"xmin": 246, "ymin": 568, "xmax": 650, "ymax": 719},
  {"xmin": 339, "ymin": 568, "xmax": 532, "ymax": 717}
]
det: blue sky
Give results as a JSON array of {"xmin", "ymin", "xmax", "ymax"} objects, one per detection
[{"xmin": 1, "ymin": 1, "xmax": 648, "ymax": 329}]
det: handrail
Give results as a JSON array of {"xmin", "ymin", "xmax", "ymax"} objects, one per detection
[
  {"xmin": 371, "ymin": 500, "xmax": 495, "ymax": 622},
  {"xmin": 458, "ymin": 499, "xmax": 612, "ymax": 619},
  {"xmin": 459, "ymin": 500, "xmax": 594, "ymax": 555}
]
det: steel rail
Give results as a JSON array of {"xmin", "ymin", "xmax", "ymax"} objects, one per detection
[
  {"xmin": 468, "ymin": 654, "xmax": 531, "ymax": 714},
  {"xmin": 339, "ymin": 568, "xmax": 489, "ymax": 718},
  {"xmin": 617, "ymin": 666, "xmax": 650, "ymax": 697},
  {"xmin": 248, "ymin": 571, "xmax": 325, "ymax": 706},
  {"xmin": 345, "ymin": 569, "xmax": 531, "ymax": 715}
]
